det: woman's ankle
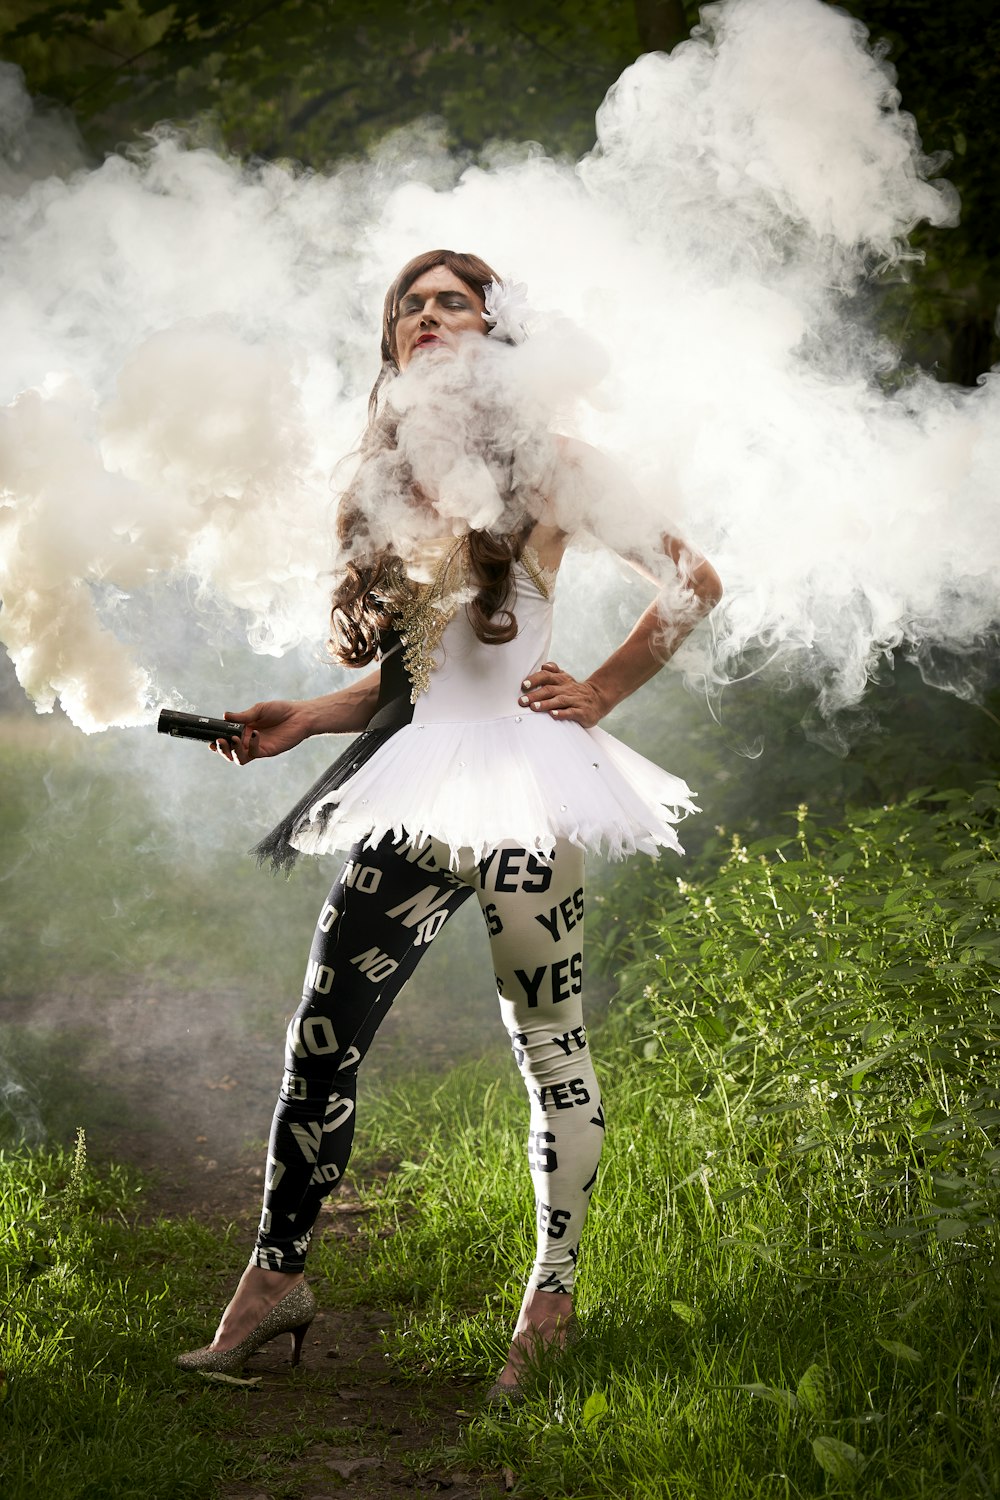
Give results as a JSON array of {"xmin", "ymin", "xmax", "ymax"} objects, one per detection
[
  {"xmin": 513, "ymin": 1287, "xmax": 573, "ymax": 1339},
  {"xmin": 243, "ymin": 1262, "xmax": 305, "ymax": 1290}
]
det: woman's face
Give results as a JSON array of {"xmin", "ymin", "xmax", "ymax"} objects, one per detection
[{"xmin": 393, "ymin": 265, "xmax": 486, "ymax": 370}]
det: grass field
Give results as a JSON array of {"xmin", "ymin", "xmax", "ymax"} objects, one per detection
[
  {"xmin": 0, "ymin": 1134, "xmax": 241, "ymax": 1498},
  {"xmin": 2, "ymin": 770, "xmax": 997, "ymax": 1498},
  {"xmin": 323, "ymin": 786, "xmax": 1000, "ymax": 1498}
]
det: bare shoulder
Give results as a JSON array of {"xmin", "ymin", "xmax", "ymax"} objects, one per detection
[
  {"xmin": 543, "ymin": 434, "xmax": 635, "ymax": 541},
  {"xmin": 523, "ymin": 517, "xmax": 570, "ymax": 573},
  {"xmin": 552, "ymin": 433, "xmax": 599, "ymax": 470},
  {"xmin": 519, "ymin": 435, "xmax": 582, "ymax": 571}
]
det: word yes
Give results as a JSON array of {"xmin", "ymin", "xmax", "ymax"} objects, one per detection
[{"xmin": 534, "ymin": 886, "xmax": 584, "ymax": 942}]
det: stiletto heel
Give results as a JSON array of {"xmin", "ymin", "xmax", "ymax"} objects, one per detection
[
  {"xmin": 289, "ymin": 1320, "xmax": 311, "ymax": 1367},
  {"xmin": 176, "ymin": 1280, "xmax": 317, "ymax": 1374}
]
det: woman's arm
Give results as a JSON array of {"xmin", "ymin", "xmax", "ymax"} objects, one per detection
[
  {"xmin": 519, "ymin": 534, "xmax": 721, "ymax": 727},
  {"xmin": 523, "ymin": 438, "xmax": 723, "ymax": 726},
  {"xmin": 523, "ymin": 428, "xmax": 724, "ymax": 729},
  {"xmin": 213, "ymin": 667, "xmax": 382, "ymax": 764}
]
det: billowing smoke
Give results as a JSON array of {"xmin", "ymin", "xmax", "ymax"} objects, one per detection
[{"xmin": 0, "ymin": 0, "xmax": 995, "ymax": 739}]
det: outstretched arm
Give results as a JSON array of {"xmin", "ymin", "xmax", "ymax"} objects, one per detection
[{"xmin": 213, "ymin": 667, "xmax": 382, "ymax": 764}]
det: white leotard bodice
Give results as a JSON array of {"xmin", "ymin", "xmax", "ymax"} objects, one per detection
[
  {"xmin": 291, "ymin": 561, "xmax": 697, "ymax": 865},
  {"xmin": 411, "ymin": 558, "xmax": 554, "ymax": 726}
]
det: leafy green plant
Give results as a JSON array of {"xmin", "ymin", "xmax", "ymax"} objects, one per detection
[{"xmin": 608, "ymin": 783, "xmax": 1000, "ymax": 1251}]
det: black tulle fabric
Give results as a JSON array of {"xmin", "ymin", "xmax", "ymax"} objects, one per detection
[{"xmin": 251, "ymin": 632, "xmax": 414, "ymax": 875}]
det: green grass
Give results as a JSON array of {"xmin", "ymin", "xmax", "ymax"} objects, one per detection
[
  {"xmin": 0, "ymin": 1131, "xmax": 267, "ymax": 1500},
  {"xmin": 4, "ymin": 770, "xmax": 998, "ymax": 1496},
  {"xmin": 315, "ymin": 785, "xmax": 1000, "ymax": 1498},
  {"xmin": 323, "ymin": 1048, "xmax": 999, "ymax": 1498},
  {"xmin": 0, "ymin": 1131, "xmax": 367, "ymax": 1499}
]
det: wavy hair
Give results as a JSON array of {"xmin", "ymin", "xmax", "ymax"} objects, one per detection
[{"xmin": 330, "ymin": 249, "xmax": 532, "ymax": 667}]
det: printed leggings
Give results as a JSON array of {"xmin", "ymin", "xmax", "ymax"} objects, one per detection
[{"xmin": 251, "ymin": 832, "xmax": 604, "ymax": 1293}]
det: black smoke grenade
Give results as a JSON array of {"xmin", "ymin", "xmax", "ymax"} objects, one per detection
[{"xmin": 157, "ymin": 709, "xmax": 245, "ymax": 744}]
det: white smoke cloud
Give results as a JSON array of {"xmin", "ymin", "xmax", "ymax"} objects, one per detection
[
  {"xmin": 345, "ymin": 333, "xmax": 595, "ymax": 556},
  {"xmin": 0, "ymin": 0, "xmax": 995, "ymax": 736},
  {"xmin": 0, "ymin": 57, "xmax": 88, "ymax": 194}
]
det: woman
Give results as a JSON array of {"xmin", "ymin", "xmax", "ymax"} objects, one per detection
[{"xmin": 176, "ymin": 249, "xmax": 723, "ymax": 1400}]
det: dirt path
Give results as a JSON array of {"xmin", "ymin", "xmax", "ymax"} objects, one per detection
[
  {"xmin": 159, "ymin": 1163, "xmax": 509, "ymax": 1500},
  {"xmin": 4, "ymin": 983, "xmax": 512, "ymax": 1500}
]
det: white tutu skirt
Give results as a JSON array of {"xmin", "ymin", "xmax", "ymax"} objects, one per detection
[{"xmin": 289, "ymin": 713, "xmax": 698, "ymax": 865}]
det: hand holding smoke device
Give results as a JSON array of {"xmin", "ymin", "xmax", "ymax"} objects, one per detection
[{"xmin": 157, "ymin": 709, "xmax": 245, "ymax": 743}]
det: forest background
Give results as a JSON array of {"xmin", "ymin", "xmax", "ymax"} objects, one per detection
[
  {"xmin": 1, "ymin": 5, "xmax": 999, "ymax": 1499},
  {"xmin": 2, "ymin": 0, "xmax": 999, "ymax": 823}
]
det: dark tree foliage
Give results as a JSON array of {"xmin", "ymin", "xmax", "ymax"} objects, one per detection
[
  {"xmin": 1, "ymin": 1, "xmax": 662, "ymax": 161},
  {"xmin": 836, "ymin": 0, "xmax": 1000, "ymax": 384},
  {"xmin": 2, "ymin": 1, "xmax": 995, "ymax": 380}
]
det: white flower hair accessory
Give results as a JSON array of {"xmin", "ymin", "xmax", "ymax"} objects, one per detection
[{"xmin": 482, "ymin": 278, "xmax": 531, "ymax": 344}]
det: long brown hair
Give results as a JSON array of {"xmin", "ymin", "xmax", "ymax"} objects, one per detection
[{"xmin": 330, "ymin": 249, "xmax": 533, "ymax": 667}]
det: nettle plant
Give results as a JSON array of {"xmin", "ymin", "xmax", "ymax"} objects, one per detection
[{"xmin": 609, "ymin": 783, "xmax": 1000, "ymax": 1251}]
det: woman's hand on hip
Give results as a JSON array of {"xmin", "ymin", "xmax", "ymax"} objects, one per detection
[
  {"xmin": 211, "ymin": 700, "xmax": 314, "ymax": 764},
  {"xmin": 518, "ymin": 663, "xmax": 608, "ymax": 728}
]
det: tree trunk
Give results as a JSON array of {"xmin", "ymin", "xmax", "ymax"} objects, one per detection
[{"xmin": 634, "ymin": 0, "xmax": 689, "ymax": 52}]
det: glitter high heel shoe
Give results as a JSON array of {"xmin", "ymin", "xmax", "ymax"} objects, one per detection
[
  {"xmin": 483, "ymin": 1378, "xmax": 526, "ymax": 1407},
  {"xmin": 175, "ymin": 1280, "xmax": 316, "ymax": 1374}
]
